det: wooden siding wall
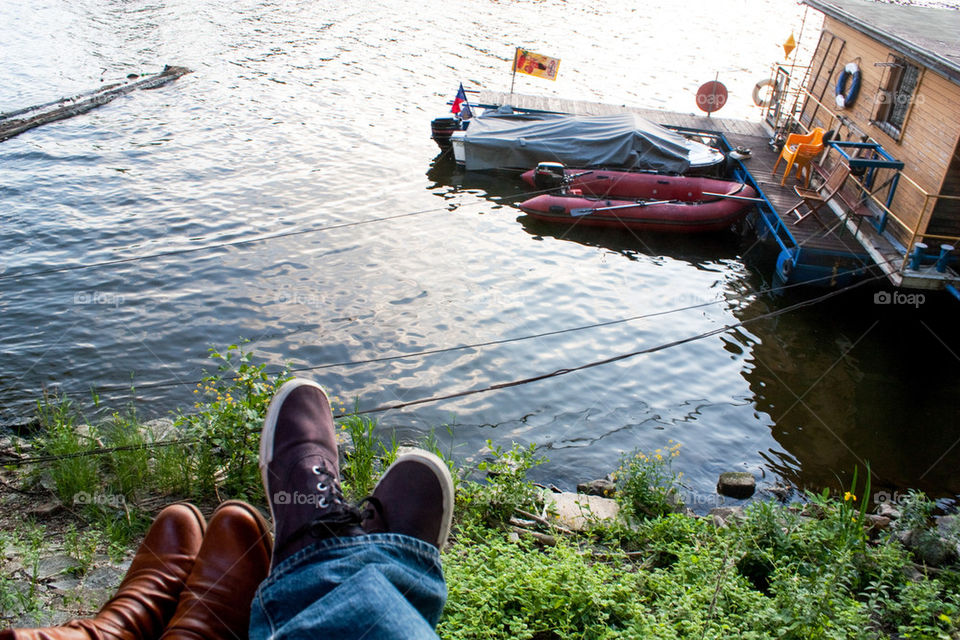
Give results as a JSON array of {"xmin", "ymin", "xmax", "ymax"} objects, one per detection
[
  {"xmin": 930, "ymin": 141, "xmax": 960, "ymax": 238},
  {"xmin": 803, "ymin": 18, "xmax": 960, "ymax": 245}
]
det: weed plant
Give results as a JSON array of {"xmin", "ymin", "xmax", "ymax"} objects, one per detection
[
  {"xmin": 63, "ymin": 524, "xmax": 102, "ymax": 576},
  {"xmin": 441, "ymin": 446, "xmax": 959, "ymax": 639},
  {"xmin": 614, "ymin": 442, "xmax": 683, "ymax": 520},
  {"xmin": 456, "ymin": 441, "xmax": 543, "ymax": 533},
  {"xmin": 338, "ymin": 413, "xmax": 387, "ymax": 501},
  {"xmin": 33, "ymin": 392, "xmax": 100, "ymax": 508},
  {"xmin": 176, "ymin": 344, "xmax": 290, "ymax": 502},
  {"xmin": 12, "ymin": 347, "xmax": 960, "ymax": 638}
]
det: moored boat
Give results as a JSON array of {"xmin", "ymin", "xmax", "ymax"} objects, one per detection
[
  {"xmin": 521, "ymin": 164, "xmax": 747, "ymax": 201},
  {"xmin": 447, "ymin": 108, "xmax": 724, "ymax": 173},
  {"xmin": 518, "ymin": 184, "xmax": 758, "ymax": 234}
]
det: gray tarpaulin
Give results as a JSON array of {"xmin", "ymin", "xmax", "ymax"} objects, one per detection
[{"xmin": 460, "ymin": 109, "xmax": 696, "ymax": 173}]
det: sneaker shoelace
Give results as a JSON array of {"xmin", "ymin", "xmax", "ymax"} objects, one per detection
[
  {"xmin": 359, "ymin": 496, "xmax": 388, "ymax": 532},
  {"xmin": 277, "ymin": 463, "xmax": 363, "ymax": 555}
]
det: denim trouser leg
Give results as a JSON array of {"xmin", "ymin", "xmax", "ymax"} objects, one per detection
[{"xmin": 250, "ymin": 533, "xmax": 446, "ymax": 640}]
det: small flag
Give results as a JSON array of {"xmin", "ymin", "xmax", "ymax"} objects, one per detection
[
  {"xmin": 513, "ymin": 48, "xmax": 560, "ymax": 81},
  {"xmin": 783, "ymin": 32, "xmax": 796, "ymax": 59},
  {"xmin": 451, "ymin": 83, "xmax": 468, "ymax": 115}
]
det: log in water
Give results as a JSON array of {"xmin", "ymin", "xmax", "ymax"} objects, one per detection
[{"xmin": 0, "ymin": 65, "xmax": 191, "ymax": 143}]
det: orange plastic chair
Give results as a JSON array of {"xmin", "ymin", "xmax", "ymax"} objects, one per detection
[{"xmin": 772, "ymin": 128, "xmax": 825, "ymax": 187}]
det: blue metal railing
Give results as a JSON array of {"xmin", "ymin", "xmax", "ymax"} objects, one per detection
[
  {"xmin": 709, "ymin": 130, "xmax": 804, "ymax": 269},
  {"xmin": 827, "ymin": 141, "xmax": 904, "ymax": 234}
]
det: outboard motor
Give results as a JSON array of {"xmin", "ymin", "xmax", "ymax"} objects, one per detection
[
  {"xmin": 430, "ymin": 117, "xmax": 463, "ymax": 150},
  {"xmin": 532, "ymin": 162, "xmax": 569, "ymax": 190}
]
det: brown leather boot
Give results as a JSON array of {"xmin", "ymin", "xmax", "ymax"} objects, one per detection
[
  {"xmin": 158, "ymin": 500, "xmax": 272, "ymax": 640},
  {"xmin": 3, "ymin": 503, "xmax": 206, "ymax": 640}
]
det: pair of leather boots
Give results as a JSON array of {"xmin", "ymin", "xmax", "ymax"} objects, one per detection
[{"xmin": 2, "ymin": 500, "xmax": 271, "ymax": 640}]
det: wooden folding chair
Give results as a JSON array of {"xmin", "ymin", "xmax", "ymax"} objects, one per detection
[{"xmin": 787, "ymin": 163, "xmax": 851, "ymax": 226}]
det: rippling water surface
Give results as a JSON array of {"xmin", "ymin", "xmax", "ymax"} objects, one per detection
[{"xmin": 2, "ymin": 0, "xmax": 958, "ymax": 507}]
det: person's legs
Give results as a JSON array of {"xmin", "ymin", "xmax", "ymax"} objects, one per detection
[
  {"xmin": 251, "ymin": 379, "xmax": 452, "ymax": 640},
  {"xmin": 251, "ymin": 534, "xmax": 445, "ymax": 640}
]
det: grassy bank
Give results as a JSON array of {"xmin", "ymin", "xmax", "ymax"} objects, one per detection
[{"xmin": 2, "ymin": 346, "xmax": 959, "ymax": 638}]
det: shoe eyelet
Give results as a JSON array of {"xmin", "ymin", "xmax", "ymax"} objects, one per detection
[
  {"xmin": 312, "ymin": 465, "xmax": 321, "ymax": 475},
  {"xmin": 318, "ymin": 496, "xmax": 328, "ymax": 508},
  {"xmin": 317, "ymin": 481, "xmax": 327, "ymax": 491}
]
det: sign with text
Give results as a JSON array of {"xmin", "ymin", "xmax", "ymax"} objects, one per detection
[{"xmin": 696, "ymin": 80, "xmax": 728, "ymax": 113}]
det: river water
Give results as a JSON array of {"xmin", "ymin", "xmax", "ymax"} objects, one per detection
[{"xmin": 1, "ymin": 0, "xmax": 958, "ymax": 508}]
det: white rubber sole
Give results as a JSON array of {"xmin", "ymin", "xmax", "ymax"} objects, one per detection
[{"xmin": 259, "ymin": 378, "xmax": 330, "ymax": 525}]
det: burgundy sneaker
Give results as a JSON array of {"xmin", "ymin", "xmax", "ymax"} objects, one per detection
[
  {"xmin": 260, "ymin": 379, "xmax": 363, "ymax": 567},
  {"xmin": 361, "ymin": 449, "xmax": 454, "ymax": 548}
]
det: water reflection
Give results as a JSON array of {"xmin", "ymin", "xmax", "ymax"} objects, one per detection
[
  {"xmin": 735, "ymin": 285, "xmax": 960, "ymax": 500},
  {"xmin": 514, "ymin": 215, "xmax": 743, "ymax": 267},
  {"xmin": 2, "ymin": 0, "xmax": 955, "ymax": 505}
]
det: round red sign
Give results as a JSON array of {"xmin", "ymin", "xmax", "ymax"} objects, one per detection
[{"xmin": 696, "ymin": 81, "xmax": 728, "ymax": 113}]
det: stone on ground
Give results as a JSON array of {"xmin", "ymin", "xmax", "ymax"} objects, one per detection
[
  {"xmin": 543, "ymin": 491, "xmax": 620, "ymax": 531},
  {"xmin": 717, "ymin": 472, "xmax": 756, "ymax": 499}
]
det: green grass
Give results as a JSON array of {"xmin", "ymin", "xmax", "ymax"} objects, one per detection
[
  {"xmin": 0, "ymin": 522, "xmax": 46, "ymax": 619},
  {"xmin": 7, "ymin": 345, "xmax": 960, "ymax": 638},
  {"xmin": 441, "ymin": 447, "xmax": 960, "ymax": 639}
]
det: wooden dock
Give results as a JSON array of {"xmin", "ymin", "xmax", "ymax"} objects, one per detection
[{"xmin": 478, "ymin": 91, "xmax": 870, "ymax": 260}]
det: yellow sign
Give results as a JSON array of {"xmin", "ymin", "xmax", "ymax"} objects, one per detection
[
  {"xmin": 783, "ymin": 32, "xmax": 796, "ymax": 59},
  {"xmin": 513, "ymin": 48, "xmax": 560, "ymax": 81}
]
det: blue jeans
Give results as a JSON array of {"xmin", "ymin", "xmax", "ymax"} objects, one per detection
[{"xmin": 250, "ymin": 533, "xmax": 446, "ymax": 640}]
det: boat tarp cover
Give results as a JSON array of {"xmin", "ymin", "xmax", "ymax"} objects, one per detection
[{"xmin": 461, "ymin": 109, "xmax": 692, "ymax": 173}]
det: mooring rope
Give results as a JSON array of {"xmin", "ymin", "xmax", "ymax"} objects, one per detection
[{"xmin": 2, "ymin": 270, "xmax": 889, "ymax": 467}]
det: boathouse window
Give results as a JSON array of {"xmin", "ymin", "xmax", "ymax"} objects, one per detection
[{"xmin": 872, "ymin": 56, "xmax": 920, "ymax": 139}]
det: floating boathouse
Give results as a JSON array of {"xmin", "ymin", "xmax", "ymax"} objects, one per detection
[
  {"xmin": 462, "ymin": 1, "xmax": 960, "ymax": 292},
  {"xmin": 778, "ymin": 0, "xmax": 960, "ymax": 292}
]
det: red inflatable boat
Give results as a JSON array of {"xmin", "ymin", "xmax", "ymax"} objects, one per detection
[
  {"xmin": 518, "ymin": 163, "xmax": 758, "ymax": 233},
  {"xmin": 521, "ymin": 164, "xmax": 750, "ymax": 201},
  {"xmin": 518, "ymin": 191, "xmax": 757, "ymax": 233}
]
